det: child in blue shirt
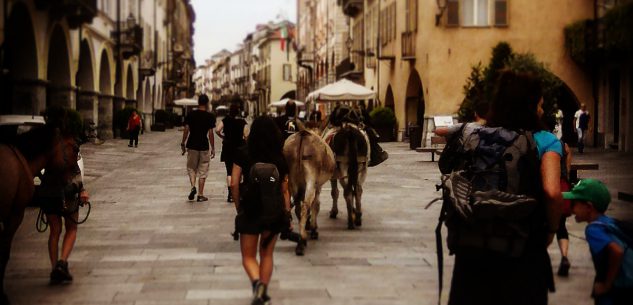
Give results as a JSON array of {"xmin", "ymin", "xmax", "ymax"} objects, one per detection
[{"xmin": 565, "ymin": 179, "xmax": 633, "ymax": 305}]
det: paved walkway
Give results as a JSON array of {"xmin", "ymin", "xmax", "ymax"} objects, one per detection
[{"xmin": 6, "ymin": 128, "xmax": 633, "ymax": 305}]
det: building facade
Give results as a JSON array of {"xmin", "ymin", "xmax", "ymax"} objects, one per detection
[
  {"xmin": 0, "ymin": 0, "xmax": 195, "ymax": 138},
  {"xmin": 297, "ymin": 0, "xmax": 631, "ymax": 152}
]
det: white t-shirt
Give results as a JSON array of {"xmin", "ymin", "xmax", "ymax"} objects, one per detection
[{"xmin": 574, "ymin": 110, "xmax": 588, "ymax": 129}]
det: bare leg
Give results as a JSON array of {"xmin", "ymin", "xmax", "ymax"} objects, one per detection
[
  {"xmin": 60, "ymin": 213, "xmax": 78, "ymax": 261},
  {"xmin": 258, "ymin": 231, "xmax": 277, "ymax": 285},
  {"xmin": 558, "ymin": 239, "xmax": 569, "ymax": 258},
  {"xmin": 47, "ymin": 215, "xmax": 63, "ymax": 267},
  {"xmin": 198, "ymin": 178, "xmax": 206, "ymax": 196},
  {"xmin": 240, "ymin": 234, "xmax": 260, "ymax": 282}
]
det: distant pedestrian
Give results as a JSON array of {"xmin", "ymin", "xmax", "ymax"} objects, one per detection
[
  {"xmin": 216, "ymin": 103, "xmax": 247, "ymax": 203},
  {"xmin": 566, "ymin": 179, "xmax": 633, "ymax": 305},
  {"xmin": 574, "ymin": 103, "xmax": 590, "ymax": 153},
  {"xmin": 231, "ymin": 116, "xmax": 291, "ymax": 305},
  {"xmin": 181, "ymin": 94, "xmax": 216, "ymax": 202},
  {"xmin": 275, "ymin": 100, "xmax": 302, "ymax": 141},
  {"xmin": 554, "ymin": 104, "xmax": 564, "ymax": 140},
  {"xmin": 127, "ymin": 110, "xmax": 141, "ymax": 148}
]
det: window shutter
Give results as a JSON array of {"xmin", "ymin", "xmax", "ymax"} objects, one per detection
[
  {"xmin": 495, "ymin": 0, "xmax": 508, "ymax": 26},
  {"xmin": 447, "ymin": 0, "xmax": 459, "ymax": 26}
]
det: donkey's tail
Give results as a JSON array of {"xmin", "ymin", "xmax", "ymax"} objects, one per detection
[{"xmin": 347, "ymin": 128, "xmax": 359, "ymax": 196}]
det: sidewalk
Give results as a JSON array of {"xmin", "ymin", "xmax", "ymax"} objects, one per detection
[{"xmin": 5, "ymin": 128, "xmax": 632, "ymax": 305}]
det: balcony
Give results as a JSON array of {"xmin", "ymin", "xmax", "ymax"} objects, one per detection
[
  {"xmin": 401, "ymin": 31, "xmax": 416, "ymax": 61},
  {"xmin": 341, "ymin": 0, "xmax": 363, "ymax": 18},
  {"xmin": 36, "ymin": 0, "xmax": 97, "ymax": 29},
  {"xmin": 121, "ymin": 24, "xmax": 143, "ymax": 59}
]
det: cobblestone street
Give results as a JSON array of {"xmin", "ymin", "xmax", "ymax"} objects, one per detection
[{"xmin": 6, "ymin": 129, "xmax": 633, "ymax": 305}]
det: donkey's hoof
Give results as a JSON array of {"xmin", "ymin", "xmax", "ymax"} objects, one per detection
[
  {"xmin": 329, "ymin": 211, "xmax": 338, "ymax": 219},
  {"xmin": 354, "ymin": 213, "xmax": 363, "ymax": 227},
  {"xmin": 295, "ymin": 240, "xmax": 307, "ymax": 256},
  {"xmin": 310, "ymin": 230, "xmax": 319, "ymax": 240}
]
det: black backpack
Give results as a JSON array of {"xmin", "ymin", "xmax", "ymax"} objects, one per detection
[{"xmin": 246, "ymin": 162, "xmax": 285, "ymax": 225}]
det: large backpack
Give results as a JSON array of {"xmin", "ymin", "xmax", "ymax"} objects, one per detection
[
  {"xmin": 430, "ymin": 126, "xmax": 544, "ymax": 303},
  {"xmin": 245, "ymin": 162, "xmax": 285, "ymax": 225},
  {"xmin": 593, "ymin": 219, "xmax": 633, "ymax": 288}
]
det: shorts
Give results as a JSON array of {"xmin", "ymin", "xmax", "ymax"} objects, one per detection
[
  {"xmin": 40, "ymin": 197, "xmax": 64, "ymax": 216},
  {"xmin": 225, "ymin": 160, "xmax": 234, "ymax": 176},
  {"xmin": 187, "ymin": 149, "xmax": 210, "ymax": 179}
]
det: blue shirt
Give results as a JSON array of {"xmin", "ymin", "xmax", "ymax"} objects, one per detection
[
  {"xmin": 587, "ymin": 215, "xmax": 617, "ymax": 256},
  {"xmin": 533, "ymin": 131, "xmax": 562, "ymax": 159}
]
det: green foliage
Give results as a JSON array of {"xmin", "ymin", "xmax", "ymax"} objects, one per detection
[
  {"xmin": 564, "ymin": 20, "xmax": 594, "ymax": 66},
  {"xmin": 370, "ymin": 106, "xmax": 397, "ymax": 128},
  {"xmin": 458, "ymin": 42, "xmax": 566, "ymax": 126},
  {"xmin": 458, "ymin": 62, "xmax": 485, "ymax": 122},
  {"xmin": 603, "ymin": 2, "xmax": 633, "ymax": 58}
]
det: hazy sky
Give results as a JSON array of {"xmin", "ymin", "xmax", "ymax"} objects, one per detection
[{"xmin": 191, "ymin": 0, "xmax": 297, "ymax": 66}]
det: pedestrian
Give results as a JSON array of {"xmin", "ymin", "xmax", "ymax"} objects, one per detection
[
  {"xmin": 447, "ymin": 70, "xmax": 563, "ymax": 305},
  {"xmin": 181, "ymin": 94, "xmax": 216, "ymax": 202},
  {"xmin": 40, "ymin": 165, "xmax": 89, "ymax": 284},
  {"xmin": 127, "ymin": 110, "xmax": 141, "ymax": 148},
  {"xmin": 215, "ymin": 103, "xmax": 247, "ymax": 203},
  {"xmin": 566, "ymin": 178, "xmax": 633, "ymax": 305},
  {"xmin": 554, "ymin": 104, "xmax": 564, "ymax": 140},
  {"xmin": 574, "ymin": 103, "xmax": 590, "ymax": 153},
  {"xmin": 275, "ymin": 100, "xmax": 302, "ymax": 140},
  {"xmin": 230, "ymin": 116, "xmax": 291, "ymax": 305}
]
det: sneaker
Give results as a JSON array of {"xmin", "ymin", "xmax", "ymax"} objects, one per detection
[
  {"xmin": 251, "ymin": 282, "xmax": 268, "ymax": 305},
  {"xmin": 188, "ymin": 187, "xmax": 197, "ymax": 200},
  {"xmin": 197, "ymin": 195, "xmax": 208, "ymax": 202},
  {"xmin": 558, "ymin": 256, "xmax": 571, "ymax": 276}
]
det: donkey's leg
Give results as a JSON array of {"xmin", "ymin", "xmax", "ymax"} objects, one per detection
[
  {"xmin": 329, "ymin": 178, "xmax": 339, "ymax": 219},
  {"xmin": 310, "ymin": 186, "xmax": 322, "ymax": 240},
  {"xmin": 354, "ymin": 182, "xmax": 363, "ymax": 227},
  {"xmin": 343, "ymin": 179, "xmax": 356, "ymax": 230}
]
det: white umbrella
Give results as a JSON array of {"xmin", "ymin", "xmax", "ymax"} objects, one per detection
[
  {"xmin": 269, "ymin": 98, "xmax": 305, "ymax": 108},
  {"xmin": 307, "ymin": 79, "xmax": 375, "ymax": 102},
  {"xmin": 173, "ymin": 98, "xmax": 198, "ymax": 106},
  {"xmin": 216, "ymin": 105, "xmax": 228, "ymax": 111}
]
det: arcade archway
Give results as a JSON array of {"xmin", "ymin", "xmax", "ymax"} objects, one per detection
[
  {"xmin": 2, "ymin": 3, "xmax": 39, "ymax": 114},
  {"xmin": 47, "ymin": 25, "xmax": 72, "ymax": 108}
]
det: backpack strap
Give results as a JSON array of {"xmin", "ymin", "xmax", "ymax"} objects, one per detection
[{"xmin": 594, "ymin": 221, "xmax": 633, "ymax": 250}]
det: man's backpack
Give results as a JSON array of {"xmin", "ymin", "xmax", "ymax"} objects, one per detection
[
  {"xmin": 246, "ymin": 163, "xmax": 285, "ymax": 225},
  {"xmin": 593, "ymin": 219, "xmax": 633, "ymax": 288}
]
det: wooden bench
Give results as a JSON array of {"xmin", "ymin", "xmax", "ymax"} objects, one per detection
[
  {"xmin": 416, "ymin": 136, "xmax": 446, "ymax": 162},
  {"xmin": 569, "ymin": 163, "xmax": 599, "ymax": 183}
]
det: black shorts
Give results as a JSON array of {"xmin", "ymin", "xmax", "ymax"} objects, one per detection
[
  {"xmin": 235, "ymin": 207, "xmax": 287, "ymax": 235},
  {"xmin": 225, "ymin": 161, "xmax": 234, "ymax": 176},
  {"xmin": 40, "ymin": 197, "xmax": 64, "ymax": 216}
]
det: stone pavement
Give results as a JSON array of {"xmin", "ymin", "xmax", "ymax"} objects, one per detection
[{"xmin": 6, "ymin": 128, "xmax": 633, "ymax": 305}]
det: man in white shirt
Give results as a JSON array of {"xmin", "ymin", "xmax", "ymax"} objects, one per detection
[{"xmin": 573, "ymin": 103, "xmax": 590, "ymax": 153}]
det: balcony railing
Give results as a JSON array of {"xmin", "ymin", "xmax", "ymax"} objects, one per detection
[
  {"xmin": 36, "ymin": 0, "xmax": 97, "ymax": 28},
  {"xmin": 401, "ymin": 31, "xmax": 416, "ymax": 60}
]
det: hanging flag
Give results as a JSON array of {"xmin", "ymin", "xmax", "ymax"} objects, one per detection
[{"xmin": 280, "ymin": 23, "xmax": 288, "ymax": 51}]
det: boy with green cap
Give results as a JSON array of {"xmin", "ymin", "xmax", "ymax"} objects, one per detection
[{"xmin": 565, "ymin": 178, "xmax": 633, "ymax": 305}]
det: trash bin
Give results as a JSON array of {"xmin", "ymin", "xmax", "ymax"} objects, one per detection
[{"xmin": 408, "ymin": 125, "xmax": 422, "ymax": 150}]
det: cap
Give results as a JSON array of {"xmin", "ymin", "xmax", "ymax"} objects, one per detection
[{"xmin": 562, "ymin": 178, "xmax": 611, "ymax": 212}]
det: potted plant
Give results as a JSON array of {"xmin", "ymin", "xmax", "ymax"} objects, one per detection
[{"xmin": 370, "ymin": 106, "xmax": 396, "ymax": 142}]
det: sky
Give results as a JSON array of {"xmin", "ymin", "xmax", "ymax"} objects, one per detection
[{"xmin": 191, "ymin": 0, "xmax": 297, "ymax": 66}]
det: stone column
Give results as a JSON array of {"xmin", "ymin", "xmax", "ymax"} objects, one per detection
[
  {"xmin": 98, "ymin": 94, "xmax": 114, "ymax": 139},
  {"xmin": 11, "ymin": 79, "xmax": 47, "ymax": 115},
  {"xmin": 77, "ymin": 90, "xmax": 99, "ymax": 128},
  {"xmin": 113, "ymin": 96, "xmax": 126, "ymax": 112},
  {"xmin": 47, "ymin": 84, "xmax": 76, "ymax": 109}
]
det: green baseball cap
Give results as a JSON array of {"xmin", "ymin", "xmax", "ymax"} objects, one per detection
[{"xmin": 562, "ymin": 178, "xmax": 611, "ymax": 212}]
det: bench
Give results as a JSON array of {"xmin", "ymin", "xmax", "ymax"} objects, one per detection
[
  {"xmin": 618, "ymin": 192, "xmax": 633, "ymax": 203},
  {"xmin": 569, "ymin": 163, "xmax": 599, "ymax": 183},
  {"xmin": 416, "ymin": 136, "xmax": 446, "ymax": 162}
]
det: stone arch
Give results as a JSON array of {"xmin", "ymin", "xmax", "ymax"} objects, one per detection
[
  {"xmin": 385, "ymin": 85, "xmax": 395, "ymax": 111},
  {"xmin": 126, "ymin": 64, "xmax": 135, "ymax": 100},
  {"xmin": 405, "ymin": 69, "xmax": 425, "ymax": 127},
  {"xmin": 2, "ymin": 2, "xmax": 40, "ymax": 114},
  {"xmin": 76, "ymin": 39, "xmax": 97, "ymax": 125},
  {"xmin": 98, "ymin": 49, "xmax": 114, "ymax": 139},
  {"xmin": 46, "ymin": 24, "xmax": 73, "ymax": 108},
  {"xmin": 556, "ymin": 82, "xmax": 581, "ymax": 145},
  {"xmin": 280, "ymin": 90, "xmax": 296, "ymax": 100}
]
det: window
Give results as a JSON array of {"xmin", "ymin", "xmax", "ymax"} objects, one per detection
[
  {"xmin": 405, "ymin": 0, "xmax": 418, "ymax": 32},
  {"xmin": 283, "ymin": 64, "xmax": 292, "ymax": 81},
  {"xmin": 380, "ymin": 3, "xmax": 396, "ymax": 46},
  {"xmin": 494, "ymin": 0, "xmax": 508, "ymax": 26},
  {"xmin": 447, "ymin": 0, "xmax": 459, "ymax": 26},
  {"xmin": 461, "ymin": 0, "xmax": 489, "ymax": 26}
]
